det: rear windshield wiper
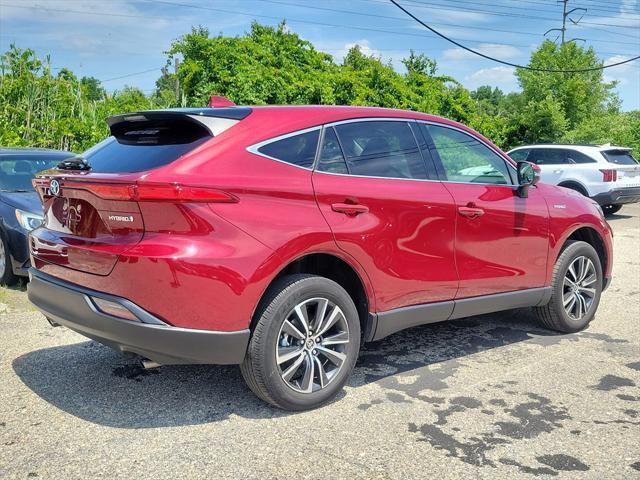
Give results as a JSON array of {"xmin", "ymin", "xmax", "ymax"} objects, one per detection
[{"xmin": 57, "ymin": 156, "xmax": 92, "ymax": 171}]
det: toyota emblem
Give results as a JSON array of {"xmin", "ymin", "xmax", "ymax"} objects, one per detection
[{"xmin": 50, "ymin": 179, "xmax": 60, "ymax": 196}]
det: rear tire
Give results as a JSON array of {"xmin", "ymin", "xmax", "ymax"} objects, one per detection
[
  {"xmin": 602, "ymin": 204, "xmax": 622, "ymax": 215},
  {"xmin": 0, "ymin": 233, "xmax": 18, "ymax": 286},
  {"xmin": 534, "ymin": 241, "xmax": 603, "ymax": 333},
  {"xmin": 241, "ymin": 274, "xmax": 360, "ymax": 411}
]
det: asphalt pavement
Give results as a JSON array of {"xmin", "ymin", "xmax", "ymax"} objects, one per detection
[{"xmin": 1, "ymin": 204, "xmax": 639, "ymax": 479}]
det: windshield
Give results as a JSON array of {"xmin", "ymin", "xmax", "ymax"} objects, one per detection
[{"xmin": 0, "ymin": 155, "xmax": 70, "ymax": 191}]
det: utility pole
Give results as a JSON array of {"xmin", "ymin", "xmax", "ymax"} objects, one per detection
[{"xmin": 544, "ymin": 0, "xmax": 586, "ymax": 45}]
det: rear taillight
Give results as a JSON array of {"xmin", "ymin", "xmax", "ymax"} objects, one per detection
[
  {"xmin": 32, "ymin": 178, "xmax": 237, "ymax": 203},
  {"xmin": 600, "ymin": 169, "xmax": 618, "ymax": 182}
]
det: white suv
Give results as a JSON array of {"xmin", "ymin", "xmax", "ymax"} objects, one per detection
[{"xmin": 507, "ymin": 144, "xmax": 640, "ymax": 214}]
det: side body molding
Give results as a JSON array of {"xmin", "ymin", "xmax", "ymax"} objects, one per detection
[{"xmin": 371, "ymin": 287, "xmax": 552, "ymax": 341}]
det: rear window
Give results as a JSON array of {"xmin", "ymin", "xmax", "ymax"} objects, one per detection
[
  {"xmin": 82, "ymin": 117, "xmax": 212, "ymax": 173},
  {"xmin": 0, "ymin": 154, "xmax": 71, "ymax": 191},
  {"xmin": 601, "ymin": 150, "xmax": 638, "ymax": 165}
]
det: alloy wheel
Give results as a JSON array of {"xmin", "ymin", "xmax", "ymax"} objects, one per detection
[
  {"xmin": 276, "ymin": 297, "xmax": 350, "ymax": 394},
  {"xmin": 563, "ymin": 255, "xmax": 597, "ymax": 320}
]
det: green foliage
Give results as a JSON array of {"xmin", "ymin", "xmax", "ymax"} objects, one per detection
[
  {"xmin": 516, "ymin": 40, "xmax": 616, "ymax": 129},
  {"xmin": 0, "ymin": 45, "xmax": 163, "ymax": 152},
  {"xmin": 563, "ymin": 111, "xmax": 640, "ymax": 153},
  {"xmin": 0, "ymin": 25, "xmax": 637, "ymax": 156}
]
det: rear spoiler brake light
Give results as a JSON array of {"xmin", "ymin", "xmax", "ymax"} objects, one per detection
[{"xmin": 32, "ymin": 178, "xmax": 237, "ymax": 203}]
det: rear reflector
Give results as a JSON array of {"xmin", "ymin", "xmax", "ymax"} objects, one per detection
[
  {"xmin": 600, "ymin": 169, "xmax": 618, "ymax": 182},
  {"xmin": 33, "ymin": 178, "xmax": 237, "ymax": 203},
  {"xmin": 91, "ymin": 297, "xmax": 139, "ymax": 321}
]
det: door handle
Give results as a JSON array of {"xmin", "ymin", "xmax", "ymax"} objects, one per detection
[
  {"xmin": 331, "ymin": 203, "xmax": 369, "ymax": 216},
  {"xmin": 458, "ymin": 206, "xmax": 484, "ymax": 219}
]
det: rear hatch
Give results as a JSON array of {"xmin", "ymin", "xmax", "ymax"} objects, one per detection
[
  {"xmin": 601, "ymin": 148, "xmax": 640, "ymax": 188},
  {"xmin": 31, "ymin": 108, "xmax": 250, "ymax": 275}
]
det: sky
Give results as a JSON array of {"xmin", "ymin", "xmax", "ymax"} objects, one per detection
[{"xmin": 1, "ymin": 0, "xmax": 639, "ymax": 109}]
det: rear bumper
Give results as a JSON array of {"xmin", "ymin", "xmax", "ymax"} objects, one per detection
[
  {"xmin": 27, "ymin": 269, "xmax": 250, "ymax": 365},
  {"xmin": 591, "ymin": 186, "xmax": 640, "ymax": 206}
]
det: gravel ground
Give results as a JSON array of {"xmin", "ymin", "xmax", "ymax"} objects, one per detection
[{"xmin": 1, "ymin": 204, "xmax": 639, "ymax": 480}]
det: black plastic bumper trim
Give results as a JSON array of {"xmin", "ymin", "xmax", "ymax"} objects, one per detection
[
  {"xmin": 591, "ymin": 186, "xmax": 640, "ymax": 206},
  {"xmin": 27, "ymin": 269, "xmax": 250, "ymax": 365}
]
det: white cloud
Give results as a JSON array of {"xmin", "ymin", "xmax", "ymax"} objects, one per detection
[
  {"xmin": 603, "ymin": 55, "xmax": 640, "ymax": 86},
  {"xmin": 343, "ymin": 40, "xmax": 381, "ymax": 58},
  {"xmin": 464, "ymin": 66, "xmax": 518, "ymax": 90},
  {"xmin": 443, "ymin": 44, "xmax": 521, "ymax": 61}
]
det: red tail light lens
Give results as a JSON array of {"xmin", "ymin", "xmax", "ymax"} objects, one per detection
[
  {"xmin": 600, "ymin": 169, "xmax": 617, "ymax": 182},
  {"xmin": 33, "ymin": 178, "xmax": 237, "ymax": 203}
]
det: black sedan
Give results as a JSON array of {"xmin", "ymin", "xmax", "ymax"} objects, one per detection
[{"xmin": 1, "ymin": 148, "xmax": 74, "ymax": 285}]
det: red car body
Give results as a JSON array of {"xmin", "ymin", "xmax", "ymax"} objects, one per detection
[{"xmin": 27, "ymin": 105, "xmax": 613, "ymax": 367}]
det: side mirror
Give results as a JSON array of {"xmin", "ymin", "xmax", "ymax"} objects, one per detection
[{"xmin": 516, "ymin": 161, "xmax": 540, "ymax": 198}]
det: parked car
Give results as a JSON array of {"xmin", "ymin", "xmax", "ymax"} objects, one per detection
[
  {"xmin": 507, "ymin": 144, "xmax": 640, "ymax": 215},
  {"xmin": 0, "ymin": 148, "xmax": 74, "ymax": 285},
  {"xmin": 27, "ymin": 105, "xmax": 612, "ymax": 410}
]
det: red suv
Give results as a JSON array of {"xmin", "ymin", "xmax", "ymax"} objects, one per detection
[{"xmin": 28, "ymin": 105, "xmax": 613, "ymax": 410}]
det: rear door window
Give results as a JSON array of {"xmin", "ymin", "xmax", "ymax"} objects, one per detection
[
  {"xmin": 257, "ymin": 129, "xmax": 320, "ymax": 169},
  {"xmin": 566, "ymin": 150, "xmax": 596, "ymax": 164},
  {"xmin": 602, "ymin": 150, "xmax": 638, "ymax": 165},
  {"xmin": 317, "ymin": 127, "xmax": 348, "ymax": 174},
  {"xmin": 333, "ymin": 121, "xmax": 427, "ymax": 179},
  {"xmin": 527, "ymin": 149, "xmax": 568, "ymax": 165}
]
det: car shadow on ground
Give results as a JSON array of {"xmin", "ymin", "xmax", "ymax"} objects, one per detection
[
  {"xmin": 605, "ymin": 212, "xmax": 634, "ymax": 221},
  {"xmin": 12, "ymin": 308, "xmax": 572, "ymax": 429}
]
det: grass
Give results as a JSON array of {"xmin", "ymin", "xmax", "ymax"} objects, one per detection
[{"xmin": 0, "ymin": 279, "xmax": 35, "ymax": 314}]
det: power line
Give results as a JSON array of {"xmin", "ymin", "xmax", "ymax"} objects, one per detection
[
  {"xmin": 390, "ymin": 0, "xmax": 640, "ymax": 71},
  {"xmin": 507, "ymin": 0, "xmax": 639, "ymax": 14},
  {"xmin": 261, "ymin": 0, "xmax": 639, "ymax": 40},
  {"xmin": 2, "ymin": 1, "xmax": 636, "ymax": 47},
  {"xmin": 101, "ymin": 67, "xmax": 161, "ymax": 82},
  {"xmin": 384, "ymin": 0, "xmax": 639, "ymax": 20},
  {"xmin": 390, "ymin": 0, "xmax": 639, "ymax": 29}
]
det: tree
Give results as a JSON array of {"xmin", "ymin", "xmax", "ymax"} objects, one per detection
[
  {"xmin": 81, "ymin": 76, "xmax": 105, "ymax": 101},
  {"xmin": 516, "ymin": 40, "xmax": 616, "ymax": 129}
]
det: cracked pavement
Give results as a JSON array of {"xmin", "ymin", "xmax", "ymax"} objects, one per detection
[{"xmin": 1, "ymin": 204, "xmax": 639, "ymax": 479}]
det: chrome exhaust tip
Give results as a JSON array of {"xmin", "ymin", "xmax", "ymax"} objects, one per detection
[{"xmin": 140, "ymin": 359, "xmax": 161, "ymax": 369}]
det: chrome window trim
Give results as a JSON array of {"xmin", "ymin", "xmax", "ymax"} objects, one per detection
[
  {"xmin": 312, "ymin": 168, "xmax": 441, "ymax": 183},
  {"xmin": 246, "ymin": 116, "xmax": 518, "ymax": 188},
  {"xmin": 246, "ymin": 125, "xmax": 322, "ymax": 171}
]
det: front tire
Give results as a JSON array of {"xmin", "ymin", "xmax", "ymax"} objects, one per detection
[
  {"xmin": 534, "ymin": 241, "xmax": 603, "ymax": 333},
  {"xmin": 602, "ymin": 204, "xmax": 622, "ymax": 215},
  {"xmin": 241, "ymin": 274, "xmax": 361, "ymax": 411}
]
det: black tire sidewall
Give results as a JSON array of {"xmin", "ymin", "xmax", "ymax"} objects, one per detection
[
  {"xmin": 0, "ymin": 232, "xmax": 17, "ymax": 286},
  {"xmin": 551, "ymin": 241, "xmax": 603, "ymax": 331},
  {"xmin": 603, "ymin": 204, "xmax": 622, "ymax": 215},
  {"xmin": 253, "ymin": 276, "xmax": 361, "ymax": 410}
]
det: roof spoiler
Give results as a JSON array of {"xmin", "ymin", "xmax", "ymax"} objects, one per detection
[{"xmin": 106, "ymin": 107, "xmax": 252, "ymax": 137}]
